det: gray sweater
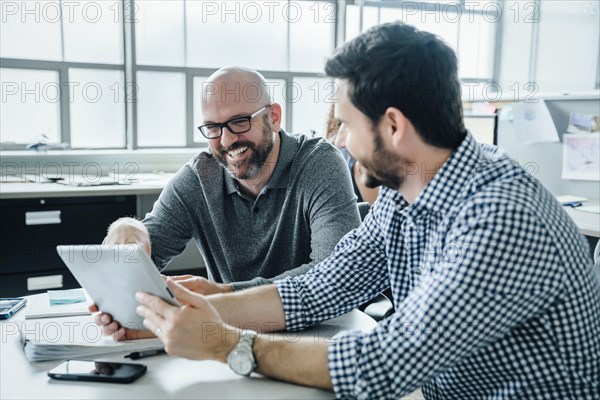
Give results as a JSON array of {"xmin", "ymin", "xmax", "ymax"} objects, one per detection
[{"xmin": 143, "ymin": 131, "xmax": 361, "ymax": 290}]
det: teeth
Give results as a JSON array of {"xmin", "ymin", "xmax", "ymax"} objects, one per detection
[{"xmin": 228, "ymin": 146, "xmax": 248, "ymax": 158}]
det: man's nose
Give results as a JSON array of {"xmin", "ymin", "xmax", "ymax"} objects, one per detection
[
  {"xmin": 220, "ymin": 127, "xmax": 238, "ymax": 149},
  {"xmin": 334, "ymin": 129, "xmax": 347, "ymax": 148}
]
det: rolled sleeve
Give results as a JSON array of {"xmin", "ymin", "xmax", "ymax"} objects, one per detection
[
  {"xmin": 328, "ymin": 330, "xmax": 363, "ymax": 398},
  {"xmin": 274, "ymin": 277, "xmax": 309, "ymax": 331}
]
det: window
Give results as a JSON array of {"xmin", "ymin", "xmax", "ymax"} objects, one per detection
[
  {"xmin": 135, "ymin": 0, "xmax": 338, "ymax": 146},
  {"xmin": 345, "ymin": 1, "xmax": 499, "ymax": 81},
  {"xmin": 0, "ymin": 68, "xmax": 61, "ymax": 144},
  {"xmin": 1, "ymin": 0, "xmax": 339, "ymax": 149},
  {"xmin": 1, "ymin": 0, "xmax": 125, "ymax": 149}
]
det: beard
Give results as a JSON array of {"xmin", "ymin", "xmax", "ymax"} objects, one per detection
[
  {"xmin": 355, "ymin": 130, "xmax": 407, "ymax": 190},
  {"xmin": 212, "ymin": 116, "xmax": 274, "ymax": 180}
]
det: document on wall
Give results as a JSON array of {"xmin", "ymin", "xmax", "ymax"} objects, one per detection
[
  {"xmin": 561, "ymin": 133, "xmax": 600, "ymax": 181},
  {"xmin": 18, "ymin": 315, "xmax": 163, "ymax": 362},
  {"xmin": 512, "ymin": 100, "xmax": 559, "ymax": 144}
]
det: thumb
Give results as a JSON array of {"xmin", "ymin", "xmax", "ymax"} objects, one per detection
[{"xmin": 166, "ymin": 277, "xmax": 207, "ymax": 307}]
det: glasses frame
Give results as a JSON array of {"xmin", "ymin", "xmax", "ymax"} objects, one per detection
[{"xmin": 197, "ymin": 104, "xmax": 270, "ymax": 140}]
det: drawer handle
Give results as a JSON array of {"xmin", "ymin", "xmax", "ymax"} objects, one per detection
[
  {"xmin": 25, "ymin": 210, "xmax": 62, "ymax": 225},
  {"xmin": 27, "ymin": 275, "xmax": 63, "ymax": 291}
]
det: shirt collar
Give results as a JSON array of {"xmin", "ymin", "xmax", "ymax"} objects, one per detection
[
  {"xmin": 402, "ymin": 132, "xmax": 481, "ymax": 219},
  {"xmin": 224, "ymin": 130, "xmax": 296, "ymax": 196}
]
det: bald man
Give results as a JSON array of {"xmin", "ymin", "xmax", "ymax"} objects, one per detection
[{"xmin": 102, "ymin": 67, "xmax": 360, "ymax": 308}]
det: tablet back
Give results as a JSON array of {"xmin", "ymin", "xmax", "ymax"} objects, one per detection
[{"xmin": 56, "ymin": 244, "xmax": 179, "ymax": 330}]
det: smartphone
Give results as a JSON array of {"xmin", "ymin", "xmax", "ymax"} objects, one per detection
[
  {"xmin": 0, "ymin": 298, "xmax": 27, "ymax": 320},
  {"xmin": 48, "ymin": 360, "xmax": 147, "ymax": 384}
]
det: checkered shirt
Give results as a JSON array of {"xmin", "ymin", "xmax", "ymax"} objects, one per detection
[{"xmin": 275, "ymin": 133, "xmax": 600, "ymax": 399}]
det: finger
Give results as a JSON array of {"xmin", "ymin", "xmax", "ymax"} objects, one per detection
[
  {"xmin": 166, "ymin": 278, "xmax": 206, "ymax": 307},
  {"xmin": 169, "ymin": 274, "xmax": 193, "ymax": 281},
  {"xmin": 143, "ymin": 242, "xmax": 151, "ymax": 257},
  {"xmin": 135, "ymin": 292, "xmax": 177, "ymax": 318},
  {"xmin": 115, "ymin": 326, "xmax": 156, "ymax": 341},
  {"xmin": 136, "ymin": 303, "xmax": 165, "ymax": 333},
  {"xmin": 95, "ymin": 313, "xmax": 113, "ymax": 327},
  {"xmin": 141, "ymin": 318, "xmax": 162, "ymax": 339},
  {"xmin": 112, "ymin": 327, "xmax": 127, "ymax": 341},
  {"xmin": 89, "ymin": 303, "xmax": 99, "ymax": 312},
  {"xmin": 175, "ymin": 277, "xmax": 202, "ymax": 290},
  {"xmin": 102, "ymin": 321, "xmax": 121, "ymax": 337}
]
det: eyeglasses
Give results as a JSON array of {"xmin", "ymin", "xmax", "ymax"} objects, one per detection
[{"xmin": 197, "ymin": 105, "xmax": 270, "ymax": 139}]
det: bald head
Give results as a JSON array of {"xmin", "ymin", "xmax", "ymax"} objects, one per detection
[{"xmin": 202, "ymin": 66, "xmax": 271, "ymax": 109}]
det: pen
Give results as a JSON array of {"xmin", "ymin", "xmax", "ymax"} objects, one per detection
[
  {"xmin": 563, "ymin": 201, "xmax": 582, "ymax": 208},
  {"xmin": 124, "ymin": 348, "xmax": 166, "ymax": 360}
]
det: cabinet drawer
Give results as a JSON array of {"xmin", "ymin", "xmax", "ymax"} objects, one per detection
[
  {"xmin": 0, "ymin": 269, "xmax": 81, "ymax": 297},
  {"xmin": 0, "ymin": 196, "xmax": 136, "ymax": 275}
]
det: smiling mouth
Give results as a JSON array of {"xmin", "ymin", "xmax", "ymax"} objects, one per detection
[{"xmin": 226, "ymin": 146, "xmax": 249, "ymax": 159}]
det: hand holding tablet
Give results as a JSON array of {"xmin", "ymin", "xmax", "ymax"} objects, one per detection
[{"xmin": 57, "ymin": 244, "xmax": 180, "ymax": 331}]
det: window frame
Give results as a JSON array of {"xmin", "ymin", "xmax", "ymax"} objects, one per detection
[
  {"xmin": 349, "ymin": 0, "xmax": 503, "ymax": 82},
  {"xmin": 1, "ymin": 0, "xmax": 508, "ymax": 151}
]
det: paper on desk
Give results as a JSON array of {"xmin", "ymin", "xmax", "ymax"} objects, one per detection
[
  {"xmin": 556, "ymin": 195, "xmax": 589, "ymax": 205},
  {"xmin": 55, "ymin": 176, "xmax": 131, "ymax": 187},
  {"xmin": 25, "ymin": 293, "xmax": 91, "ymax": 319},
  {"xmin": 19, "ymin": 315, "xmax": 163, "ymax": 362},
  {"xmin": 512, "ymin": 100, "xmax": 559, "ymax": 144}
]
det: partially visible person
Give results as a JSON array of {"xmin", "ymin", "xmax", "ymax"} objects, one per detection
[
  {"xmin": 325, "ymin": 103, "xmax": 380, "ymax": 204},
  {"xmin": 100, "ymin": 66, "xmax": 359, "ymax": 301},
  {"xmin": 96, "ymin": 24, "xmax": 599, "ymax": 399}
]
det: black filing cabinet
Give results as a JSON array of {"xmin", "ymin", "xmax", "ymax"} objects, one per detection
[{"xmin": 0, "ymin": 195, "xmax": 137, "ymax": 297}]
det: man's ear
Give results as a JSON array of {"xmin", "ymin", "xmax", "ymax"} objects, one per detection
[
  {"xmin": 383, "ymin": 107, "xmax": 408, "ymax": 148},
  {"xmin": 268, "ymin": 103, "xmax": 283, "ymax": 132}
]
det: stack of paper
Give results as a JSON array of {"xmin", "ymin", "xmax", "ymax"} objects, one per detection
[{"xmin": 19, "ymin": 316, "xmax": 162, "ymax": 362}]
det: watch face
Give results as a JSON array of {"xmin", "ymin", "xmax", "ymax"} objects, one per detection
[{"xmin": 229, "ymin": 349, "xmax": 253, "ymax": 375}]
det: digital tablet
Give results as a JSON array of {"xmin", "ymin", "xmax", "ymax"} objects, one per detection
[{"xmin": 56, "ymin": 244, "xmax": 180, "ymax": 330}]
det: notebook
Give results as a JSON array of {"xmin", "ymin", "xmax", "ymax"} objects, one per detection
[
  {"xmin": 25, "ymin": 291, "xmax": 91, "ymax": 320},
  {"xmin": 19, "ymin": 315, "xmax": 163, "ymax": 362}
]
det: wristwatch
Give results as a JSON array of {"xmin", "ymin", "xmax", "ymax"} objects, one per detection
[{"xmin": 227, "ymin": 330, "xmax": 258, "ymax": 376}]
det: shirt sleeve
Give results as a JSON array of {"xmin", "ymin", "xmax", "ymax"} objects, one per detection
[
  {"xmin": 233, "ymin": 144, "xmax": 362, "ymax": 291},
  {"xmin": 143, "ymin": 166, "xmax": 196, "ymax": 271},
  {"xmin": 327, "ymin": 202, "xmax": 565, "ymax": 399},
  {"xmin": 275, "ymin": 197, "xmax": 392, "ymax": 330}
]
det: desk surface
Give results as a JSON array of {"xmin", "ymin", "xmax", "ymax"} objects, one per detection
[
  {"xmin": 2, "ymin": 178, "xmax": 599, "ymax": 240},
  {"xmin": 563, "ymin": 200, "xmax": 600, "ymax": 238},
  {"xmin": 1, "ymin": 297, "xmax": 377, "ymax": 400},
  {"xmin": 0, "ymin": 180, "xmax": 168, "ymax": 199}
]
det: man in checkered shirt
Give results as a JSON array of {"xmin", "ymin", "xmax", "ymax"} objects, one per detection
[{"xmin": 105, "ymin": 22, "xmax": 600, "ymax": 399}]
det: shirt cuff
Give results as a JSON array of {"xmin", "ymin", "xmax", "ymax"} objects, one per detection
[
  {"xmin": 274, "ymin": 277, "xmax": 309, "ymax": 331},
  {"xmin": 328, "ymin": 330, "xmax": 363, "ymax": 399}
]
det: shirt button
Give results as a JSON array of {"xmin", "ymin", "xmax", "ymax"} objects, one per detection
[{"xmin": 415, "ymin": 269, "xmax": 421, "ymax": 275}]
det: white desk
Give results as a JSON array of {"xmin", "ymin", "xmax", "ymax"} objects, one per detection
[
  {"xmin": 0, "ymin": 180, "xmax": 169, "ymax": 200},
  {"xmin": 563, "ymin": 200, "xmax": 600, "ymax": 238},
  {"xmin": 1, "ymin": 299, "xmax": 376, "ymax": 400}
]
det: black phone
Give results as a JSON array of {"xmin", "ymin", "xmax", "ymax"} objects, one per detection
[
  {"xmin": 0, "ymin": 298, "xmax": 27, "ymax": 319},
  {"xmin": 48, "ymin": 360, "xmax": 147, "ymax": 384}
]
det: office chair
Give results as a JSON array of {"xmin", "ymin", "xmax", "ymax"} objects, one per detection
[
  {"xmin": 594, "ymin": 240, "xmax": 600, "ymax": 284},
  {"xmin": 357, "ymin": 202, "xmax": 395, "ymax": 321}
]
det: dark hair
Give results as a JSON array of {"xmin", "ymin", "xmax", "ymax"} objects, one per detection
[{"xmin": 325, "ymin": 22, "xmax": 466, "ymax": 149}]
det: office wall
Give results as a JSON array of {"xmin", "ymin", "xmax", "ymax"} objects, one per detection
[{"xmin": 497, "ymin": 97, "xmax": 600, "ymax": 199}]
